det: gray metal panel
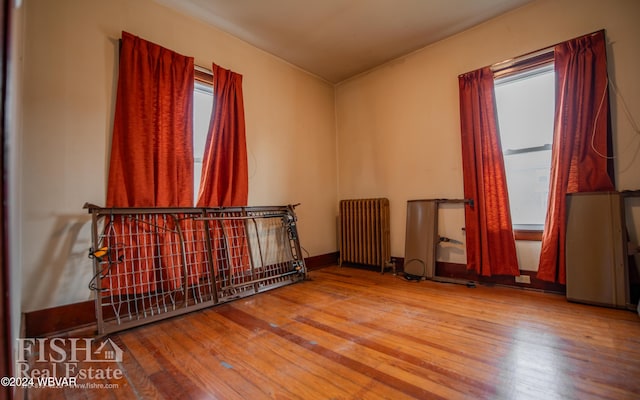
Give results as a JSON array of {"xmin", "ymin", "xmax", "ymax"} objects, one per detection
[
  {"xmin": 565, "ymin": 192, "xmax": 627, "ymax": 307},
  {"xmin": 404, "ymin": 200, "xmax": 438, "ymax": 278}
]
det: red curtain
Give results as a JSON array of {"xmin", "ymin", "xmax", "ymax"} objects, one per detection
[
  {"xmin": 105, "ymin": 32, "xmax": 194, "ymax": 294},
  {"xmin": 537, "ymin": 31, "xmax": 614, "ymax": 283},
  {"xmin": 196, "ymin": 63, "xmax": 250, "ymax": 279},
  {"xmin": 107, "ymin": 31, "xmax": 194, "ymax": 208},
  {"xmin": 196, "ymin": 63, "xmax": 248, "ymax": 207},
  {"xmin": 459, "ymin": 67, "xmax": 520, "ymax": 277}
]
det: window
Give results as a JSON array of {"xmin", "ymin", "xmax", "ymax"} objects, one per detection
[
  {"xmin": 494, "ymin": 58, "xmax": 555, "ymax": 239},
  {"xmin": 193, "ymin": 81, "xmax": 213, "ymax": 200}
]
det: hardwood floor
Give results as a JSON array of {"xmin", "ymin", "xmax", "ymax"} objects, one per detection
[{"xmin": 26, "ymin": 266, "xmax": 640, "ymax": 399}]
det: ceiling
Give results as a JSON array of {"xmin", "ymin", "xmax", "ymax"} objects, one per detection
[{"xmin": 154, "ymin": 0, "xmax": 535, "ymax": 83}]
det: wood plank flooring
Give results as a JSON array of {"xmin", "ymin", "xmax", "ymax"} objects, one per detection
[{"xmin": 26, "ymin": 266, "xmax": 640, "ymax": 399}]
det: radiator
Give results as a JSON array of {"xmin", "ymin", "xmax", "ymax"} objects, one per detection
[{"xmin": 339, "ymin": 198, "xmax": 392, "ymax": 273}]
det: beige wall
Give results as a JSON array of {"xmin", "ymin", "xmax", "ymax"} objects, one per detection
[
  {"xmin": 19, "ymin": 0, "xmax": 337, "ymax": 311},
  {"xmin": 335, "ymin": 0, "xmax": 640, "ymax": 268}
]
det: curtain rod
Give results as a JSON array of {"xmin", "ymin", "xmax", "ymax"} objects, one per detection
[{"xmin": 489, "ymin": 29, "xmax": 605, "ymax": 73}]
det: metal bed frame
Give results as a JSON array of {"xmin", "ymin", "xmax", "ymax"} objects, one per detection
[{"xmin": 85, "ymin": 204, "xmax": 307, "ymax": 335}]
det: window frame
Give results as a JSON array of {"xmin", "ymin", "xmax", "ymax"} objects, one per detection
[
  {"xmin": 195, "ymin": 67, "xmax": 213, "ymax": 85},
  {"xmin": 492, "ymin": 51, "xmax": 555, "ymax": 241}
]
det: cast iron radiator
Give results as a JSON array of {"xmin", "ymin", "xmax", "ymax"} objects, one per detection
[
  {"xmin": 85, "ymin": 204, "xmax": 306, "ymax": 335},
  {"xmin": 338, "ymin": 198, "xmax": 392, "ymax": 273}
]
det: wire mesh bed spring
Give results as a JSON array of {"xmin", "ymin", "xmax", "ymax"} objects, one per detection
[{"xmin": 84, "ymin": 203, "xmax": 307, "ymax": 335}]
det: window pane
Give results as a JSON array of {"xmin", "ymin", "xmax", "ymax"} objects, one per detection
[
  {"xmin": 503, "ymin": 150, "xmax": 551, "ymax": 227},
  {"xmin": 495, "ymin": 66, "xmax": 554, "ymax": 229},
  {"xmin": 193, "ymin": 83, "xmax": 213, "ymax": 201}
]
